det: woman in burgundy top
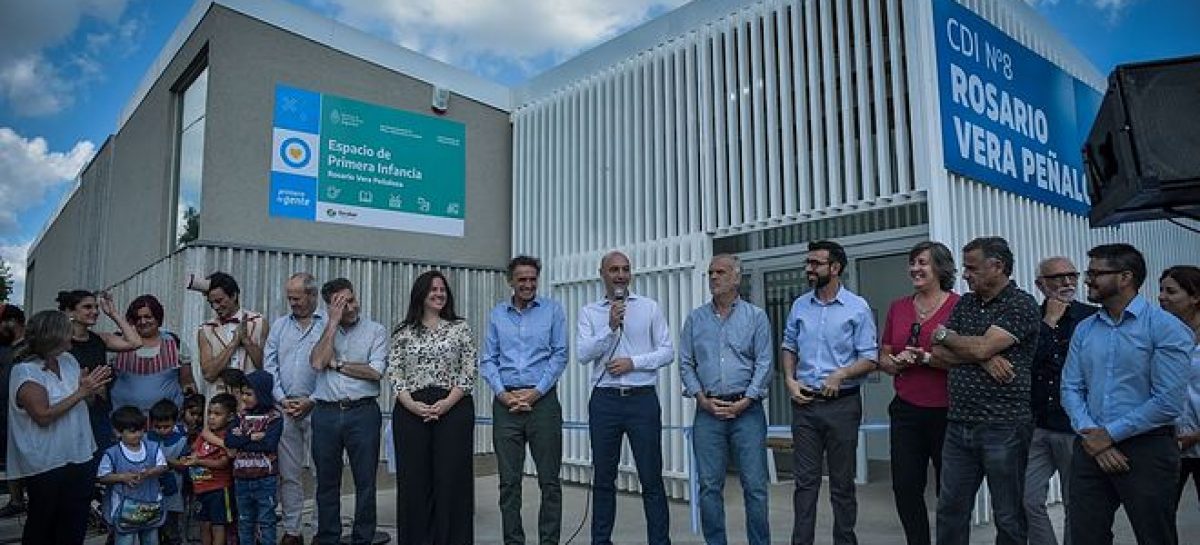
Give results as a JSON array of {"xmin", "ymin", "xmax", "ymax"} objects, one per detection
[{"xmin": 878, "ymin": 241, "xmax": 960, "ymax": 545}]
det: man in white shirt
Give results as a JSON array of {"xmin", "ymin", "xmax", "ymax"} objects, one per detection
[
  {"xmin": 577, "ymin": 251, "xmax": 675, "ymax": 545},
  {"xmin": 196, "ymin": 271, "xmax": 267, "ymax": 395}
]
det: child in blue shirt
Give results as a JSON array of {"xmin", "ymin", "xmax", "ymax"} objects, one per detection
[
  {"xmin": 99, "ymin": 405, "xmax": 168, "ymax": 545},
  {"xmin": 148, "ymin": 399, "xmax": 188, "ymax": 545}
]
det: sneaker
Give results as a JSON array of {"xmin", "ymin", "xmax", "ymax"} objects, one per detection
[
  {"xmin": 279, "ymin": 534, "xmax": 303, "ymax": 545},
  {"xmin": 0, "ymin": 502, "xmax": 24, "ymax": 518}
]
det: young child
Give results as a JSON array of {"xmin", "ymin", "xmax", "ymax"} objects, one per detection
[
  {"xmin": 98, "ymin": 405, "xmax": 168, "ymax": 545},
  {"xmin": 178, "ymin": 393, "xmax": 205, "ymax": 543},
  {"xmin": 183, "ymin": 393, "xmax": 236, "ymax": 545},
  {"xmin": 148, "ymin": 400, "xmax": 189, "ymax": 545},
  {"xmin": 225, "ymin": 371, "xmax": 283, "ymax": 545},
  {"xmin": 214, "ymin": 368, "xmax": 248, "ymax": 404}
]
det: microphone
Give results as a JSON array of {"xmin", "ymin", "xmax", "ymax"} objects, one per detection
[{"xmin": 612, "ymin": 286, "xmax": 627, "ymax": 330}]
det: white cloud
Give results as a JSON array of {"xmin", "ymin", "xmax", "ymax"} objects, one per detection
[
  {"xmin": 0, "ymin": 0, "xmax": 136, "ymax": 116},
  {"xmin": 0, "ymin": 242, "xmax": 31, "ymax": 304},
  {"xmin": 308, "ymin": 0, "xmax": 690, "ymax": 79},
  {"xmin": 0, "ymin": 127, "xmax": 95, "ymax": 236}
]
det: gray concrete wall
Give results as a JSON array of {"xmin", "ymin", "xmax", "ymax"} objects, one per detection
[
  {"xmin": 29, "ymin": 3, "xmax": 514, "ymax": 307},
  {"xmin": 199, "ymin": 6, "xmax": 512, "ymax": 269},
  {"xmin": 25, "ymin": 138, "xmax": 115, "ymax": 311}
]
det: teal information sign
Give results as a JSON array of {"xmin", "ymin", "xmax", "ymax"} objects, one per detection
[{"xmin": 270, "ymin": 84, "xmax": 466, "ymax": 236}]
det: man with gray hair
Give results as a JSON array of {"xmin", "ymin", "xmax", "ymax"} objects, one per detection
[
  {"xmin": 1024, "ymin": 257, "xmax": 1095, "ymax": 545},
  {"xmin": 264, "ymin": 272, "xmax": 325, "ymax": 545},
  {"xmin": 680, "ymin": 254, "xmax": 773, "ymax": 545},
  {"xmin": 931, "ymin": 236, "xmax": 1041, "ymax": 545}
]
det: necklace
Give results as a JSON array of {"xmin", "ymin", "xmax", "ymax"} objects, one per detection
[{"xmin": 914, "ymin": 291, "xmax": 948, "ymax": 320}]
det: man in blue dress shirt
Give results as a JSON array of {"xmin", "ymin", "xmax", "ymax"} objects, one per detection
[
  {"xmin": 480, "ymin": 255, "xmax": 569, "ymax": 545},
  {"xmin": 680, "ymin": 254, "xmax": 773, "ymax": 545},
  {"xmin": 578, "ymin": 250, "xmax": 675, "ymax": 545},
  {"xmin": 781, "ymin": 240, "xmax": 879, "ymax": 545},
  {"xmin": 1061, "ymin": 243, "xmax": 1192, "ymax": 545}
]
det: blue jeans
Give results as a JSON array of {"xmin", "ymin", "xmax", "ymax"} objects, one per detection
[
  {"xmin": 311, "ymin": 400, "xmax": 382, "ymax": 545},
  {"xmin": 936, "ymin": 420, "xmax": 1032, "ymax": 545},
  {"xmin": 235, "ymin": 475, "xmax": 278, "ymax": 545},
  {"xmin": 114, "ymin": 528, "xmax": 159, "ymax": 545},
  {"xmin": 588, "ymin": 389, "xmax": 670, "ymax": 545},
  {"xmin": 692, "ymin": 400, "xmax": 770, "ymax": 545}
]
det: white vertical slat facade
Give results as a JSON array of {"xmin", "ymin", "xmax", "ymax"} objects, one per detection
[{"xmin": 512, "ymin": 0, "xmax": 923, "ymax": 497}]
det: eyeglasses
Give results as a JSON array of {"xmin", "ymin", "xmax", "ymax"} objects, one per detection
[
  {"xmin": 1039, "ymin": 272, "xmax": 1080, "ymax": 281},
  {"xmin": 1084, "ymin": 269, "xmax": 1126, "ymax": 279},
  {"xmin": 804, "ymin": 259, "xmax": 830, "ymax": 269},
  {"xmin": 906, "ymin": 322, "xmax": 921, "ymax": 347}
]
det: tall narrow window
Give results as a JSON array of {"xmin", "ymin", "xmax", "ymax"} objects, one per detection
[{"xmin": 175, "ymin": 67, "xmax": 208, "ymax": 246}]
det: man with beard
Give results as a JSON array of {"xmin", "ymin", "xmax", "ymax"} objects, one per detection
[
  {"xmin": 263, "ymin": 272, "xmax": 325, "ymax": 545},
  {"xmin": 577, "ymin": 250, "xmax": 675, "ymax": 545},
  {"xmin": 309, "ymin": 278, "xmax": 389, "ymax": 545},
  {"xmin": 1061, "ymin": 244, "xmax": 1191, "ymax": 545},
  {"xmin": 1024, "ymin": 257, "xmax": 1096, "ymax": 545},
  {"xmin": 931, "ymin": 236, "xmax": 1040, "ymax": 545},
  {"xmin": 781, "ymin": 240, "xmax": 878, "ymax": 545}
]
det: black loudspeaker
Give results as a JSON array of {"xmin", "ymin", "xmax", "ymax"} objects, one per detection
[{"xmin": 1084, "ymin": 54, "xmax": 1200, "ymax": 227}]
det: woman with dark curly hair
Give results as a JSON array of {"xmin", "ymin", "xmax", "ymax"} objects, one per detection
[
  {"xmin": 57, "ymin": 289, "xmax": 141, "ymax": 451},
  {"xmin": 110, "ymin": 294, "xmax": 196, "ymax": 414}
]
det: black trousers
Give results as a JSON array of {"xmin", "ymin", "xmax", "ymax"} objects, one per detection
[
  {"xmin": 1068, "ymin": 429, "xmax": 1180, "ymax": 545},
  {"xmin": 23, "ymin": 461, "xmax": 94, "ymax": 545},
  {"xmin": 394, "ymin": 387, "xmax": 475, "ymax": 545},
  {"xmin": 888, "ymin": 397, "xmax": 947, "ymax": 545},
  {"xmin": 1178, "ymin": 456, "xmax": 1200, "ymax": 508}
]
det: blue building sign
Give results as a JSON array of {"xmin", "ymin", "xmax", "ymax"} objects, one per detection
[{"xmin": 933, "ymin": 0, "xmax": 1102, "ymax": 216}]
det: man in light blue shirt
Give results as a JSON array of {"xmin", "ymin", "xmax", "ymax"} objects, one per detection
[
  {"xmin": 480, "ymin": 256, "xmax": 568, "ymax": 545},
  {"xmin": 263, "ymin": 272, "xmax": 324, "ymax": 544},
  {"xmin": 680, "ymin": 254, "xmax": 772, "ymax": 545},
  {"xmin": 1061, "ymin": 243, "xmax": 1193, "ymax": 545},
  {"xmin": 781, "ymin": 240, "xmax": 879, "ymax": 545},
  {"xmin": 309, "ymin": 278, "xmax": 389, "ymax": 545},
  {"xmin": 577, "ymin": 250, "xmax": 674, "ymax": 545}
]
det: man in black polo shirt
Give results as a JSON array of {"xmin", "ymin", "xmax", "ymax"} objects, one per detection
[
  {"xmin": 931, "ymin": 236, "xmax": 1040, "ymax": 545},
  {"xmin": 1024, "ymin": 256, "xmax": 1096, "ymax": 545}
]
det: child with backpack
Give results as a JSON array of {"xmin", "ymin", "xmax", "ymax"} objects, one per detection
[
  {"xmin": 225, "ymin": 370, "xmax": 283, "ymax": 545},
  {"xmin": 98, "ymin": 405, "xmax": 168, "ymax": 545}
]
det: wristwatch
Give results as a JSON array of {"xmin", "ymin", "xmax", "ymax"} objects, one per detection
[
  {"xmin": 932, "ymin": 327, "xmax": 951, "ymax": 345},
  {"xmin": 332, "ymin": 359, "xmax": 345, "ymax": 372}
]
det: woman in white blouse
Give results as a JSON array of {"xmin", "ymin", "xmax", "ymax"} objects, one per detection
[
  {"xmin": 7, "ymin": 310, "xmax": 111, "ymax": 544},
  {"xmin": 389, "ymin": 270, "xmax": 477, "ymax": 545}
]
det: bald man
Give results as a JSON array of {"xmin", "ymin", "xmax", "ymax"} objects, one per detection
[{"xmin": 577, "ymin": 251, "xmax": 675, "ymax": 545}]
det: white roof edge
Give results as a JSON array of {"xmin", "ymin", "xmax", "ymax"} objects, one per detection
[
  {"xmin": 116, "ymin": 0, "xmax": 513, "ymax": 133},
  {"xmin": 512, "ymin": 0, "xmax": 1109, "ymax": 107},
  {"xmin": 512, "ymin": 0, "xmax": 743, "ymax": 107}
]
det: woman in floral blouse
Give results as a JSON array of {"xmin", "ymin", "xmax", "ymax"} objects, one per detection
[{"xmin": 388, "ymin": 270, "xmax": 477, "ymax": 545}]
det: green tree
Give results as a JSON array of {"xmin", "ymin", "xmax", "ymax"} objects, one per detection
[
  {"xmin": 0, "ymin": 258, "xmax": 12, "ymax": 303},
  {"xmin": 178, "ymin": 206, "xmax": 200, "ymax": 246}
]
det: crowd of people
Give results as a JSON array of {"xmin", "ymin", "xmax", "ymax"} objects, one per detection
[{"xmin": 0, "ymin": 237, "xmax": 1196, "ymax": 545}]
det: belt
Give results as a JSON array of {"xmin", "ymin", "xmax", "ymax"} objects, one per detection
[
  {"xmin": 706, "ymin": 392, "xmax": 747, "ymax": 402},
  {"xmin": 595, "ymin": 385, "xmax": 655, "ymax": 397},
  {"xmin": 796, "ymin": 385, "xmax": 860, "ymax": 402},
  {"xmin": 504, "ymin": 384, "xmax": 537, "ymax": 392},
  {"xmin": 315, "ymin": 397, "xmax": 375, "ymax": 410}
]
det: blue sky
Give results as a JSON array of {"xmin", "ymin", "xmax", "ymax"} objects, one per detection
[{"xmin": 0, "ymin": 0, "xmax": 1197, "ymax": 303}]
